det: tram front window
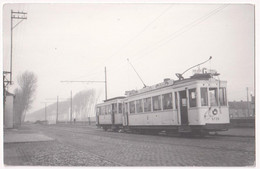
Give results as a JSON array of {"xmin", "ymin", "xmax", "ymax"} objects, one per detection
[
  {"xmin": 209, "ymin": 88, "xmax": 218, "ymax": 106},
  {"xmin": 219, "ymin": 87, "xmax": 227, "ymax": 106},
  {"xmin": 201, "ymin": 88, "xmax": 208, "ymax": 106},
  {"xmin": 189, "ymin": 88, "xmax": 197, "ymax": 107}
]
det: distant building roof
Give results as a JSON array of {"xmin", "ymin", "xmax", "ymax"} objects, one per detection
[{"xmin": 229, "ymin": 101, "xmax": 252, "ymax": 110}]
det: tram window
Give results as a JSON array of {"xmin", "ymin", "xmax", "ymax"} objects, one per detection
[
  {"xmin": 136, "ymin": 99, "xmax": 143, "ymax": 113},
  {"xmin": 112, "ymin": 104, "xmax": 117, "ymax": 114},
  {"xmin": 189, "ymin": 89, "xmax": 197, "ymax": 108},
  {"xmin": 101, "ymin": 106, "xmax": 105, "ymax": 115},
  {"xmin": 152, "ymin": 95, "xmax": 162, "ymax": 111},
  {"xmin": 125, "ymin": 103, "xmax": 129, "ymax": 114},
  {"xmin": 129, "ymin": 101, "xmax": 135, "ymax": 114},
  {"xmin": 219, "ymin": 88, "xmax": 227, "ymax": 106},
  {"xmin": 105, "ymin": 106, "xmax": 108, "ymax": 114},
  {"xmin": 97, "ymin": 107, "xmax": 101, "ymax": 115},
  {"xmin": 201, "ymin": 88, "xmax": 208, "ymax": 106},
  {"xmin": 175, "ymin": 92, "xmax": 178, "ymax": 109},
  {"xmin": 118, "ymin": 103, "xmax": 122, "ymax": 114},
  {"xmin": 144, "ymin": 97, "xmax": 152, "ymax": 112},
  {"xmin": 209, "ymin": 88, "xmax": 218, "ymax": 106},
  {"xmin": 162, "ymin": 93, "xmax": 173, "ymax": 110}
]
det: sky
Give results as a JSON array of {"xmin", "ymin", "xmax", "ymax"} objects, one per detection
[{"xmin": 2, "ymin": 3, "xmax": 255, "ymax": 113}]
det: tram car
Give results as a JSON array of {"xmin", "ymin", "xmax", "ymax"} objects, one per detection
[
  {"xmin": 122, "ymin": 69, "xmax": 229, "ymax": 135},
  {"xmin": 96, "ymin": 67, "xmax": 230, "ymax": 135},
  {"xmin": 96, "ymin": 96, "xmax": 125, "ymax": 131}
]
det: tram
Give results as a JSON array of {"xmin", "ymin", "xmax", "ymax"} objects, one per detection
[
  {"xmin": 96, "ymin": 57, "xmax": 230, "ymax": 135},
  {"xmin": 96, "ymin": 96, "xmax": 125, "ymax": 131},
  {"xmin": 122, "ymin": 68, "xmax": 229, "ymax": 135}
]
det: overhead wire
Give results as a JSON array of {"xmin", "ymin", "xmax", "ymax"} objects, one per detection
[
  {"xmin": 101, "ymin": 5, "xmax": 230, "ymax": 79},
  {"xmin": 70, "ymin": 4, "xmax": 175, "ymax": 81},
  {"xmin": 130, "ymin": 4, "xmax": 230, "ymax": 63},
  {"xmin": 63, "ymin": 4, "xmax": 230, "ymax": 87}
]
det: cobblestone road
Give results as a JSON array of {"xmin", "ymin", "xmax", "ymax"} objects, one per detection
[{"xmin": 4, "ymin": 124, "xmax": 255, "ymax": 166}]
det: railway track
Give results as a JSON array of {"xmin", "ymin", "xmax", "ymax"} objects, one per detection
[{"xmin": 32, "ymin": 124, "xmax": 254, "ymax": 153}]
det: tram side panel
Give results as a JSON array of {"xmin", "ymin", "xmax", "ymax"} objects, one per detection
[
  {"xmin": 114, "ymin": 113, "xmax": 123, "ymax": 125},
  {"xmin": 98, "ymin": 114, "xmax": 112, "ymax": 125},
  {"xmin": 124, "ymin": 90, "xmax": 180, "ymax": 129},
  {"xmin": 128, "ymin": 111, "xmax": 178, "ymax": 126}
]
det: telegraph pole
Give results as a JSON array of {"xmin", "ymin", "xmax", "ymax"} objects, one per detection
[
  {"xmin": 71, "ymin": 90, "xmax": 73, "ymax": 123},
  {"xmin": 3, "ymin": 10, "xmax": 27, "ymax": 109},
  {"xmin": 61, "ymin": 67, "xmax": 108, "ymax": 100},
  {"xmin": 60, "ymin": 67, "xmax": 108, "ymax": 124},
  {"xmin": 10, "ymin": 10, "xmax": 27, "ymax": 83},
  {"xmin": 46, "ymin": 96, "xmax": 69, "ymax": 124},
  {"xmin": 57, "ymin": 96, "xmax": 59, "ymax": 123},
  {"xmin": 105, "ymin": 67, "xmax": 107, "ymax": 100},
  {"xmin": 246, "ymin": 87, "xmax": 249, "ymax": 117},
  {"xmin": 41, "ymin": 102, "xmax": 48, "ymax": 123}
]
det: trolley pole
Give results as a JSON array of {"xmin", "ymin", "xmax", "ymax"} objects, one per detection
[{"xmin": 105, "ymin": 67, "xmax": 108, "ymax": 100}]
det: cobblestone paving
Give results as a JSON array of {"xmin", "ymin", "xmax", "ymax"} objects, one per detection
[
  {"xmin": 4, "ymin": 124, "xmax": 255, "ymax": 166},
  {"xmin": 4, "ymin": 141, "xmax": 121, "ymax": 166}
]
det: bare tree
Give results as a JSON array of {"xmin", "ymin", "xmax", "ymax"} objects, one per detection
[{"xmin": 14, "ymin": 71, "xmax": 37, "ymax": 123}]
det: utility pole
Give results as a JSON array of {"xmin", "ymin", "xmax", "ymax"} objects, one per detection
[
  {"xmin": 71, "ymin": 91, "xmax": 73, "ymax": 123},
  {"xmin": 41, "ymin": 102, "xmax": 48, "ymax": 123},
  {"xmin": 61, "ymin": 67, "xmax": 108, "ymax": 100},
  {"xmin": 105, "ymin": 67, "xmax": 107, "ymax": 100},
  {"xmin": 57, "ymin": 96, "xmax": 59, "ymax": 123},
  {"xmin": 45, "ymin": 103, "xmax": 47, "ymax": 122},
  {"xmin": 41, "ymin": 101, "xmax": 56, "ymax": 124},
  {"xmin": 60, "ymin": 67, "xmax": 108, "ymax": 124},
  {"xmin": 10, "ymin": 10, "xmax": 27, "ymax": 83},
  {"xmin": 3, "ymin": 10, "xmax": 27, "ymax": 109},
  {"xmin": 46, "ymin": 96, "xmax": 69, "ymax": 124},
  {"xmin": 246, "ymin": 87, "xmax": 250, "ymax": 117}
]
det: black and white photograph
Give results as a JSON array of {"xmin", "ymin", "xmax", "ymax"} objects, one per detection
[{"xmin": 1, "ymin": 1, "xmax": 257, "ymax": 167}]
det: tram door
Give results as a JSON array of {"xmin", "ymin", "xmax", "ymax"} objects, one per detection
[
  {"xmin": 112, "ymin": 104, "xmax": 116, "ymax": 125},
  {"xmin": 179, "ymin": 90, "xmax": 188, "ymax": 125}
]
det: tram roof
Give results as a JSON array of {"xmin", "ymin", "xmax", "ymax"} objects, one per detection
[
  {"xmin": 125, "ymin": 73, "xmax": 224, "ymax": 97},
  {"xmin": 104, "ymin": 96, "xmax": 126, "ymax": 102}
]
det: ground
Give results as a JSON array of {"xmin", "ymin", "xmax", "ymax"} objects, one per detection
[{"xmin": 3, "ymin": 123, "xmax": 255, "ymax": 166}]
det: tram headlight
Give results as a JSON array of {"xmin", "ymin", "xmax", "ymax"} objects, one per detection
[{"xmin": 212, "ymin": 109, "xmax": 218, "ymax": 115}]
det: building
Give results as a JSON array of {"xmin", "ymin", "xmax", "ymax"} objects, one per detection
[
  {"xmin": 4, "ymin": 91, "xmax": 15, "ymax": 128},
  {"xmin": 229, "ymin": 100, "xmax": 254, "ymax": 119}
]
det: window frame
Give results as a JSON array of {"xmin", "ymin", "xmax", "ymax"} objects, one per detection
[
  {"xmin": 162, "ymin": 93, "xmax": 173, "ymax": 110},
  {"xmin": 209, "ymin": 87, "xmax": 218, "ymax": 106},
  {"xmin": 136, "ymin": 99, "xmax": 143, "ymax": 113},
  {"xmin": 129, "ymin": 101, "xmax": 136, "ymax": 114},
  {"xmin": 188, "ymin": 88, "xmax": 197, "ymax": 108},
  {"xmin": 219, "ymin": 87, "xmax": 227, "ymax": 106},
  {"xmin": 118, "ymin": 103, "xmax": 122, "ymax": 114},
  {"xmin": 152, "ymin": 95, "xmax": 162, "ymax": 112},
  {"xmin": 200, "ymin": 87, "xmax": 208, "ymax": 106}
]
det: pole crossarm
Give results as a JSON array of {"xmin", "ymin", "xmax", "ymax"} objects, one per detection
[
  {"xmin": 60, "ymin": 80, "xmax": 105, "ymax": 83},
  {"xmin": 12, "ymin": 11, "xmax": 27, "ymax": 14}
]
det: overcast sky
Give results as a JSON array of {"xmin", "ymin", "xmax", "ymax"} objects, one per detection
[{"xmin": 2, "ymin": 3, "xmax": 255, "ymax": 113}]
